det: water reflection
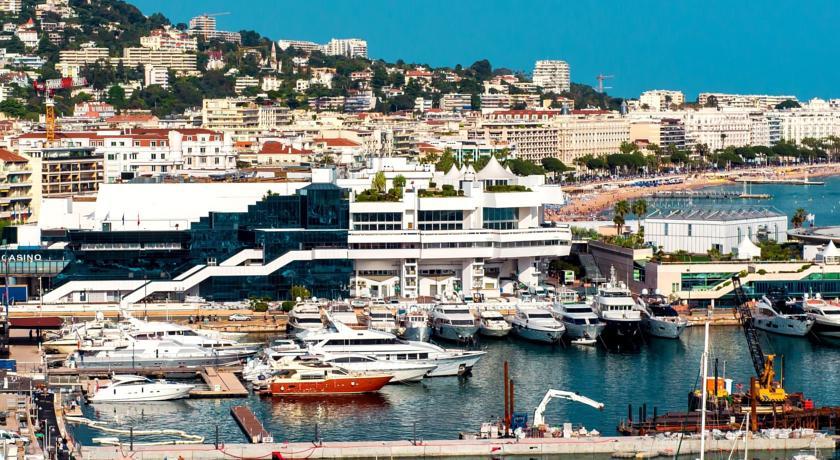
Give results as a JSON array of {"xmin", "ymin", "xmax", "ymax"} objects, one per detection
[{"xmin": 265, "ymin": 393, "xmax": 390, "ymax": 424}]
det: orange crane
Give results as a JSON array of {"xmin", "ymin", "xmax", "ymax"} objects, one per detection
[{"xmin": 32, "ymin": 77, "xmax": 87, "ymax": 144}]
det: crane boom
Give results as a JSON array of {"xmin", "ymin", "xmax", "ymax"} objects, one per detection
[
  {"xmin": 32, "ymin": 77, "xmax": 88, "ymax": 144},
  {"xmin": 533, "ymin": 389, "xmax": 604, "ymax": 427}
]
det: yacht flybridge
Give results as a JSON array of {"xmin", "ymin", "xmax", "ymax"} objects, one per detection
[
  {"xmin": 635, "ymin": 291, "xmax": 687, "ymax": 339},
  {"xmin": 431, "ymin": 303, "xmax": 479, "ymax": 342},
  {"xmin": 591, "ymin": 267, "xmax": 642, "ymax": 347}
]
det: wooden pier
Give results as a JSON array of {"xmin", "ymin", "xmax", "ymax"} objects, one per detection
[
  {"xmin": 191, "ymin": 367, "xmax": 249, "ymax": 398},
  {"xmin": 231, "ymin": 405, "xmax": 272, "ymax": 443}
]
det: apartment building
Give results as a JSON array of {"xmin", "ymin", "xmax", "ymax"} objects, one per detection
[
  {"xmin": 470, "ymin": 122, "xmax": 559, "ymax": 163},
  {"xmin": 235, "ymin": 76, "xmax": 259, "ymax": 94},
  {"xmin": 682, "ymin": 109, "xmax": 752, "ymax": 150},
  {"xmin": 629, "ymin": 118, "xmax": 686, "ymax": 150},
  {"xmin": 121, "ymin": 48, "xmax": 196, "ymax": 72},
  {"xmin": 35, "ymin": 147, "xmax": 104, "ymax": 198},
  {"xmin": 0, "ymin": 149, "xmax": 33, "ymax": 224},
  {"xmin": 187, "ymin": 14, "xmax": 241, "ymax": 44},
  {"xmin": 778, "ymin": 110, "xmax": 839, "ymax": 144},
  {"xmin": 639, "ymin": 90, "xmax": 685, "ymax": 111},
  {"xmin": 202, "ymin": 98, "xmax": 290, "ymax": 140},
  {"xmin": 440, "ymin": 93, "xmax": 472, "ymax": 112},
  {"xmin": 532, "ymin": 60, "xmax": 570, "ymax": 94},
  {"xmin": 99, "ymin": 131, "xmax": 178, "ymax": 182},
  {"xmin": 277, "ymin": 40, "xmax": 320, "ymax": 53},
  {"xmin": 144, "ymin": 65, "xmax": 169, "ymax": 88},
  {"xmin": 173, "ymin": 128, "xmax": 236, "ymax": 173},
  {"xmin": 0, "ymin": 0, "xmax": 22, "ymax": 14},
  {"xmin": 140, "ymin": 28, "xmax": 198, "ymax": 52},
  {"xmin": 698, "ymin": 93, "xmax": 797, "ymax": 109},
  {"xmin": 322, "ymin": 38, "xmax": 368, "ymax": 58},
  {"xmin": 59, "ymin": 46, "xmax": 109, "ymax": 66},
  {"xmin": 554, "ymin": 112, "xmax": 630, "ymax": 164}
]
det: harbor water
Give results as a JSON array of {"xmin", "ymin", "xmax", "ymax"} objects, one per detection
[{"xmin": 69, "ymin": 326, "xmax": 840, "ymax": 446}]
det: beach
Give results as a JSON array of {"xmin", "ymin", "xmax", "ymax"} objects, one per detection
[{"xmin": 549, "ymin": 163, "xmax": 840, "ymax": 221}]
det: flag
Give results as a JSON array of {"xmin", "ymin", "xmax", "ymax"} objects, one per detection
[
  {"xmin": 137, "ymin": 213, "xmax": 140, "ymax": 226},
  {"xmin": 122, "ymin": 213, "xmax": 125, "ymax": 226}
]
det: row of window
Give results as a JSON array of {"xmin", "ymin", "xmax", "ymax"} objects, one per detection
[
  {"xmin": 349, "ymin": 240, "xmax": 565, "ymax": 250},
  {"xmin": 352, "ymin": 212, "xmax": 402, "ymax": 222},
  {"xmin": 353, "ymin": 223, "xmax": 401, "ymax": 231},
  {"xmin": 483, "ymin": 208, "xmax": 519, "ymax": 230},
  {"xmin": 418, "ymin": 210, "xmax": 463, "ymax": 222}
]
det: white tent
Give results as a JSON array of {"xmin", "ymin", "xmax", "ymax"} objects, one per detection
[
  {"xmin": 736, "ymin": 237, "xmax": 761, "ymax": 260},
  {"xmin": 822, "ymin": 240, "xmax": 839, "ymax": 264},
  {"xmin": 475, "ymin": 156, "xmax": 516, "ymax": 181}
]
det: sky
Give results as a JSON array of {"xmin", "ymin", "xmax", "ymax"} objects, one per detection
[{"xmin": 130, "ymin": 0, "xmax": 839, "ymax": 101}]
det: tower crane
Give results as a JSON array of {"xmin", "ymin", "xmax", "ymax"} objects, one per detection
[
  {"xmin": 32, "ymin": 77, "xmax": 87, "ymax": 144},
  {"xmin": 533, "ymin": 389, "xmax": 604, "ymax": 427},
  {"xmin": 731, "ymin": 275, "xmax": 786, "ymax": 403},
  {"xmin": 596, "ymin": 74, "xmax": 614, "ymax": 93}
]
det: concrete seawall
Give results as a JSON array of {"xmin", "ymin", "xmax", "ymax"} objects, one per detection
[{"xmin": 79, "ymin": 435, "xmax": 835, "ymax": 459}]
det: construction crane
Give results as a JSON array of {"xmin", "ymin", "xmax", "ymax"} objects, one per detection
[
  {"xmin": 596, "ymin": 74, "xmax": 614, "ymax": 93},
  {"xmin": 201, "ymin": 12, "xmax": 231, "ymax": 17},
  {"xmin": 32, "ymin": 77, "xmax": 87, "ymax": 144},
  {"xmin": 731, "ymin": 275, "xmax": 786, "ymax": 403},
  {"xmin": 533, "ymin": 389, "xmax": 604, "ymax": 427}
]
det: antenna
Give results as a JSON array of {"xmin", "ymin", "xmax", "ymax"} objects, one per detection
[{"xmin": 596, "ymin": 74, "xmax": 614, "ymax": 93}]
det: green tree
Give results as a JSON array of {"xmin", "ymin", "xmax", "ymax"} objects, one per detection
[
  {"xmin": 106, "ymin": 85, "xmax": 126, "ymax": 110},
  {"xmin": 435, "ymin": 149, "xmax": 457, "ymax": 172},
  {"xmin": 613, "ymin": 200, "xmax": 630, "ymax": 235},
  {"xmin": 631, "ymin": 199, "xmax": 649, "ymax": 240},
  {"xmin": 290, "ymin": 285, "xmax": 311, "ymax": 301},
  {"xmin": 392, "ymin": 174, "xmax": 406, "ymax": 189},
  {"xmin": 372, "ymin": 171, "xmax": 387, "ymax": 194},
  {"xmin": 775, "ymin": 99, "xmax": 801, "ymax": 110},
  {"xmin": 541, "ymin": 157, "xmax": 570, "ymax": 174},
  {"xmin": 791, "ymin": 208, "xmax": 808, "ymax": 228}
]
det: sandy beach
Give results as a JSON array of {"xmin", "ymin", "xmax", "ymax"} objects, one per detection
[{"xmin": 548, "ymin": 163, "xmax": 840, "ymax": 222}]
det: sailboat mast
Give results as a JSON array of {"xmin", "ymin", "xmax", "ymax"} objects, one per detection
[{"xmin": 699, "ymin": 321, "xmax": 710, "ymax": 460}]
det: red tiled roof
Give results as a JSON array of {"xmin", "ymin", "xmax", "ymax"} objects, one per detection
[
  {"xmin": 106, "ymin": 114, "xmax": 158, "ymax": 123},
  {"xmin": 259, "ymin": 141, "xmax": 312, "ymax": 155},
  {"xmin": 313, "ymin": 138, "xmax": 360, "ymax": 147},
  {"xmin": 0, "ymin": 149, "xmax": 27, "ymax": 163},
  {"xmin": 17, "ymin": 132, "xmax": 103, "ymax": 140}
]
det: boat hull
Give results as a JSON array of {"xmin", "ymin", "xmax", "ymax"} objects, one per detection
[
  {"xmin": 70, "ymin": 350, "xmax": 255, "ymax": 369},
  {"xmin": 424, "ymin": 352, "xmax": 484, "ymax": 377},
  {"xmin": 754, "ymin": 317, "xmax": 813, "ymax": 337},
  {"xmin": 90, "ymin": 384, "xmax": 193, "ymax": 402},
  {"xmin": 402, "ymin": 325, "xmax": 431, "ymax": 342},
  {"xmin": 511, "ymin": 323, "xmax": 563, "ymax": 344},
  {"xmin": 562, "ymin": 322, "xmax": 605, "ymax": 340},
  {"xmin": 269, "ymin": 375, "xmax": 391, "ymax": 395},
  {"xmin": 642, "ymin": 318, "xmax": 687, "ymax": 339},
  {"xmin": 810, "ymin": 320, "xmax": 840, "ymax": 339},
  {"xmin": 479, "ymin": 325, "xmax": 511, "ymax": 338},
  {"xmin": 600, "ymin": 319, "xmax": 642, "ymax": 349},
  {"xmin": 433, "ymin": 324, "xmax": 478, "ymax": 343}
]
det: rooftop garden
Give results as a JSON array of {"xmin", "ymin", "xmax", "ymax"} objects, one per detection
[
  {"xmin": 355, "ymin": 172, "xmax": 405, "ymax": 202},
  {"xmin": 485, "ymin": 184, "xmax": 532, "ymax": 193},
  {"xmin": 419, "ymin": 183, "xmax": 464, "ymax": 198}
]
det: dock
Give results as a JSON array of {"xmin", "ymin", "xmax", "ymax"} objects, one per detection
[
  {"xmin": 735, "ymin": 178, "xmax": 825, "ymax": 185},
  {"xmin": 191, "ymin": 367, "xmax": 249, "ymax": 398},
  {"xmin": 78, "ymin": 434, "xmax": 836, "ymax": 459},
  {"xmin": 230, "ymin": 405, "xmax": 272, "ymax": 443}
]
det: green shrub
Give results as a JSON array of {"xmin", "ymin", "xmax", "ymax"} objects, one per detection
[
  {"xmin": 757, "ymin": 269, "xmax": 767, "ymax": 275},
  {"xmin": 281, "ymin": 301, "xmax": 295, "ymax": 312}
]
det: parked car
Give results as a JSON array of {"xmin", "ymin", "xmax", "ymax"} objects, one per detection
[{"xmin": 228, "ymin": 313, "xmax": 252, "ymax": 322}]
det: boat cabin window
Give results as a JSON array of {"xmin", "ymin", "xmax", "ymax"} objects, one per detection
[
  {"xmin": 526, "ymin": 312, "xmax": 553, "ymax": 319},
  {"xmin": 450, "ymin": 319, "xmax": 475, "ymax": 326},
  {"xmin": 441, "ymin": 309, "xmax": 467, "ymax": 315},
  {"xmin": 300, "ymin": 372, "xmax": 326, "ymax": 380},
  {"xmin": 564, "ymin": 307, "xmax": 592, "ymax": 314},
  {"xmin": 823, "ymin": 310, "xmax": 840, "ymax": 315},
  {"xmin": 323, "ymin": 338, "xmax": 399, "ymax": 346},
  {"xmin": 297, "ymin": 317, "xmax": 323, "ymax": 324}
]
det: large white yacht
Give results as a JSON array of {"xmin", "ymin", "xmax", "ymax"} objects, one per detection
[
  {"xmin": 400, "ymin": 308, "xmax": 431, "ymax": 342},
  {"xmin": 287, "ymin": 303, "xmax": 326, "ymax": 334},
  {"xmin": 88, "ymin": 375, "xmax": 193, "ymax": 402},
  {"xmin": 552, "ymin": 302, "xmax": 605, "ymax": 342},
  {"xmin": 44, "ymin": 317, "xmax": 123, "ymax": 354},
  {"xmin": 635, "ymin": 291, "xmax": 688, "ymax": 339},
  {"xmin": 478, "ymin": 310, "xmax": 512, "ymax": 338},
  {"xmin": 591, "ymin": 267, "xmax": 642, "ymax": 346},
  {"xmin": 67, "ymin": 338, "xmax": 256, "ymax": 369},
  {"xmin": 430, "ymin": 303, "xmax": 479, "ymax": 342},
  {"xmin": 753, "ymin": 290, "xmax": 814, "ymax": 337},
  {"xmin": 318, "ymin": 354, "xmax": 436, "ymax": 383},
  {"xmin": 802, "ymin": 294, "xmax": 840, "ymax": 342},
  {"xmin": 363, "ymin": 306, "xmax": 401, "ymax": 335},
  {"xmin": 293, "ymin": 323, "xmax": 485, "ymax": 377},
  {"xmin": 508, "ymin": 306, "xmax": 565, "ymax": 344},
  {"xmin": 124, "ymin": 318, "xmax": 259, "ymax": 351}
]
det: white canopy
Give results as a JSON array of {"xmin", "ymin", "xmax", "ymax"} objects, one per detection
[
  {"xmin": 736, "ymin": 237, "xmax": 761, "ymax": 260},
  {"xmin": 824, "ymin": 240, "xmax": 839, "ymax": 258},
  {"xmin": 475, "ymin": 156, "xmax": 516, "ymax": 181}
]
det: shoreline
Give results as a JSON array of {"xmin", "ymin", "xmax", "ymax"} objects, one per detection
[{"xmin": 549, "ymin": 163, "xmax": 840, "ymax": 222}]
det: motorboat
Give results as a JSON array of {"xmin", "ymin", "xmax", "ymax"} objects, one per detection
[
  {"xmin": 635, "ymin": 291, "xmax": 688, "ymax": 339},
  {"xmin": 267, "ymin": 357, "xmax": 392, "ymax": 395},
  {"xmin": 400, "ymin": 308, "xmax": 431, "ymax": 342},
  {"xmin": 287, "ymin": 303, "xmax": 326, "ymax": 334},
  {"xmin": 66, "ymin": 338, "xmax": 257, "ymax": 369},
  {"xmin": 508, "ymin": 306, "xmax": 565, "ymax": 344},
  {"xmin": 551, "ymin": 302, "xmax": 605, "ymax": 342},
  {"xmin": 753, "ymin": 289, "xmax": 814, "ymax": 337},
  {"xmin": 478, "ymin": 310, "xmax": 512, "ymax": 338},
  {"xmin": 44, "ymin": 317, "xmax": 124, "ymax": 354},
  {"xmin": 124, "ymin": 318, "xmax": 259, "ymax": 351},
  {"xmin": 430, "ymin": 303, "xmax": 479, "ymax": 342},
  {"xmin": 88, "ymin": 375, "xmax": 193, "ymax": 402},
  {"xmin": 291, "ymin": 323, "xmax": 485, "ymax": 377},
  {"xmin": 802, "ymin": 294, "xmax": 840, "ymax": 342},
  {"xmin": 591, "ymin": 267, "xmax": 642, "ymax": 346},
  {"xmin": 363, "ymin": 306, "xmax": 401, "ymax": 335},
  {"xmin": 318, "ymin": 353, "xmax": 435, "ymax": 383}
]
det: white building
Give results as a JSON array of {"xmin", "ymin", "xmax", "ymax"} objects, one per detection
[
  {"xmin": 322, "ymin": 38, "xmax": 368, "ymax": 58},
  {"xmin": 140, "ymin": 28, "xmax": 197, "ymax": 52},
  {"xmin": 778, "ymin": 110, "xmax": 839, "ymax": 144},
  {"xmin": 277, "ymin": 40, "xmax": 320, "ymax": 53},
  {"xmin": 698, "ymin": 93, "xmax": 797, "ymax": 109},
  {"xmin": 235, "ymin": 76, "xmax": 259, "ymax": 94},
  {"xmin": 682, "ymin": 108, "xmax": 752, "ymax": 150},
  {"xmin": 643, "ymin": 207, "xmax": 787, "ymax": 255},
  {"xmin": 532, "ymin": 60, "xmax": 570, "ymax": 94},
  {"xmin": 144, "ymin": 65, "xmax": 169, "ymax": 88},
  {"xmin": 440, "ymin": 93, "xmax": 472, "ymax": 112},
  {"xmin": 639, "ymin": 90, "xmax": 685, "ymax": 111},
  {"xmin": 0, "ymin": 0, "xmax": 21, "ymax": 13}
]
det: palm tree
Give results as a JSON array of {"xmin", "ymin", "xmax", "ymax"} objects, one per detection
[
  {"xmin": 631, "ymin": 199, "xmax": 649, "ymax": 239},
  {"xmin": 613, "ymin": 200, "xmax": 630, "ymax": 235},
  {"xmin": 791, "ymin": 208, "xmax": 808, "ymax": 228}
]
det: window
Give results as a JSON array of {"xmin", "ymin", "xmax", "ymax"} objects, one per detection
[
  {"xmin": 214, "ymin": 157, "xmax": 220, "ymax": 164},
  {"xmin": 664, "ymin": 223, "xmax": 669, "ymax": 236},
  {"xmin": 687, "ymin": 224, "xmax": 692, "ymax": 237},
  {"xmin": 352, "ymin": 212, "xmax": 402, "ymax": 231},
  {"xmin": 418, "ymin": 210, "xmax": 463, "ymax": 231},
  {"xmin": 151, "ymin": 154, "xmax": 156, "ymax": 160},
  {"xmin": 483, "ymin": 207, "xmax": 518, "ymax": 230}
]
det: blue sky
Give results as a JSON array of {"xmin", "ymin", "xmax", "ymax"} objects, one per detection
[{"xmin": 131, "ymin": 0, "xmax": 838, "ymax": 101}]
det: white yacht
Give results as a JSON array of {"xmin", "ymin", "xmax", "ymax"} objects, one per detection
[
  {"xmin": 88, "ymin": 375, "xmax": 193, "ymax": 402},
  {"xmin": 44, "ymin": 318, "xmax": 123, "ymax": 354},
  {"xmin": 508, "ymin": 306, "xmax": 565, "ymax": 344},
  {"xmin": 754, "ymin": 291, "xmax": 814, "ymax": 337},
  {"xmin": 400, "ymin": 308, "xmax": 431, "ymax": 342},
  {"xmin": 124, "ymin": 318, "xmax": 259, "ymax": 351},
  {"xmin": 327, "ymin": 302, "xmax": 360, "ymax": 328},
  {"xmin": 635, "ymin": 291, "xmax": 688, "ymax": 339},
  {"xmin": 802, "ymin": 294, "xmax": 840, "ymax": 342},
  {"xmin": 67, "ymin": 338, "xmax": 256, "ymax": 369},
  {"xmin": 552, "ymin": 302, "xmax": 605, "ymax": 342},
  {"xmin": 591, "ymin": 267, "xmax": 642, "ymax": 346},
  {"xmin": 287, "ymin": 303, "xmax": 326, "ymax": 334},
  {"xmin": 293, "ymin": 324, "xmax": 485, "ymax": 377},
  {"xmin": 364, "ymin": 306, "xmax": 402, "ymax": 335},
  {"xmin": 478, "ymin": 310, "xmax": 512, "ymax": 338},
  {"xmin": 430, "ymin": 303, "xmax": 479, "ymax": 342},
  {"xmin": 318, "ymin": 353, "xmax": 436, "ymax": 383}
]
